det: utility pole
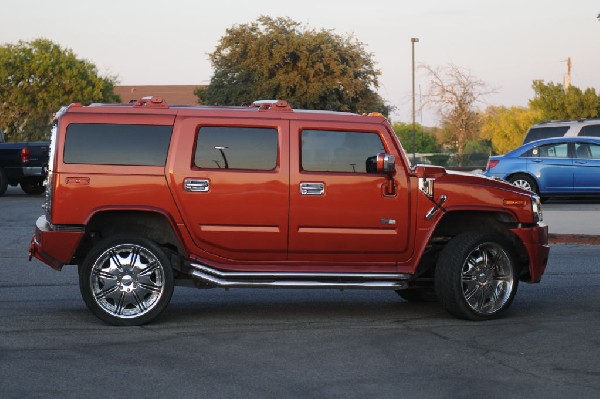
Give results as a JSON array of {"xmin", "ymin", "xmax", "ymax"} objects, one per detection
[
  {"xmin": 562, "ymin": 57, "xmax": 572, "ymax": 91},
  {"xmin": 411, "ymin": 38, "xmax": 419, "ymax": 165}
]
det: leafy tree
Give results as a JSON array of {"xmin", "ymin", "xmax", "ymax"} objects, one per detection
[
  {"xmin": 392, "ymin": 122, "xmax": 438, "ymax": 153},
  {"xmin": 529, "ymin": 80, "xmax": 600, "ymax": 120},
  {"xmin": 0, "ymin": 39, "xmax": 119, "ymax": 141},
  {"xmin": 197, "ymin": 16, "xmax": 391, "ymax": 116},
  {"xmin": 421, "ymin": 64, "xmax": 495, "ymax": 165},
  {"xmin": 480, "ymin": 105, "xmax": 543, "ymax": 154}
]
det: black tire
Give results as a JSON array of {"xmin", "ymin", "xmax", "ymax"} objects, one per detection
[
  {"xmin": 395, "ymin": 287, "xmax": 438, "ymax": 302},
  {"xmin": 434, "ymin": 231, "xmax": 519, "ymax": 321},
  {"xmin": 0, "ymin": 168, "xmax": 7, "ymax": 197},
  {"xmin": 79, "ymin": 234, "xmax": 174, "ymax": 326},
  {"xmin": 20, "ymin": 178, "xmax": 45, "ymax": 195},
  {"xmin": 508, "ymin": 174, "xmax": 538, "ymax": 195}
]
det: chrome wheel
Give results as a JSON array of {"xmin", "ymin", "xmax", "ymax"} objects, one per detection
[
  {"xmin": 91, "ymin": 244, "xmax": 165, "ymax": 319},
  {"xmin": 80, "ymin": 235, "xmax": 174, "ymax": 325},
  {"xmin": 460, "ymin": 242, "xmax": 514, "ymax": 315},
  {"xmin": 435, "ymin": 231, "xmax": 518, "ymax": 320}
]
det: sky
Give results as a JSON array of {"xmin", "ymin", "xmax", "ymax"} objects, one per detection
[{"xmin": 1, "ymin": 0, "xmax": 599, "ymax": 126}]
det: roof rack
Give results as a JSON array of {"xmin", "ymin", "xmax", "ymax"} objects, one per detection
[
  {"xmin": 251, "ymin": 100, "xmax": 292, "ymax": 112},
  {"xmin": 134, "ymin": 96, "xmax": 169, "ymax": 109}
]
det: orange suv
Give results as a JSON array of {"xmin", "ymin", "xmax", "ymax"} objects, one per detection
[{"xmin": 29, "ymin": 98, "xmax": 549, "ymax": 325}]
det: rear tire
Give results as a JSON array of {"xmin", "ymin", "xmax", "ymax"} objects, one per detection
[
  {"xmin": 0, "ymin": 168, "xmax": 7, "ymax": 196},
  {"xmin": 508, "ymin": 174, "xmax": 538, "ymax": 195},
  {"xmin": 435, "ymin": 231, "xmax": 519, "ymax": 321},
  {"xmin": 20, "ymin": 178, "xmax": 45, "ymax": 195},
  {"xmin": 79, "ymin": 234, "xmax": 174, "ymax": 326}
]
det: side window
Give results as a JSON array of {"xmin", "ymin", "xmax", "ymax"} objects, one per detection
[
  {"xmin": 579, "ymin": 124, "xmax": 600, "ymax": 137},
  {"xmin": 586, "ymin": 144, "xmax": 600, "ymax": 159},
  {"xmin": 194, "ymin": 126, "xmax": 278, "ymax": 170},
  {"xmin": 532, "ymin": 143, "xmax": 569, "ymax": 158},
  {"xmin": 64, "ymin": 124, "xmax": 172, "ymax": 166},
  {"xmin": 301, "ymin": 130, "xmax": 385, "ymax": 173}
]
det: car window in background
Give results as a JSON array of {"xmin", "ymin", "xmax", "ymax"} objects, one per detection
[
  {"xmin": 579, "ymin": 124, "xmax": 600, "ymax": 137},
  {"xmin": 532, "ymin": 143, "xmax": 569, "ymax": 158},
  {"xmin": 524, "ymin": 126, "xmax": 570, "ymax": 143}
]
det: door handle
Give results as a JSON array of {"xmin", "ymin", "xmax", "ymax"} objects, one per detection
[
  {"xmin": 184, "ymin": 179, "xmax": 210, "ymax": 192},
  {"xmin": 300, "ymin": 182, "xmax": 325, "ymax": 196}
]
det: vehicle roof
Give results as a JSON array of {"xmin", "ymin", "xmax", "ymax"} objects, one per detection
[
  {"xmin": 498, "ymin": 136, "xmax": 600, "ymax": 157},
  {"xmin": 59, "ymin": 98, "xmax": 387, "ymax": 125},
  {"xmin": 532, "ymin": 119, "xmax": 600, "ymax": 127}
]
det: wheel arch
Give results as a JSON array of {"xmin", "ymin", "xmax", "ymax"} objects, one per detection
[
  {"xmin": 75, "ymin": 209, "xmax": 185, "ymax": 270},
  {"xmin": 418, "ymin": 210, "xmax": 531, "ymax": 281}
]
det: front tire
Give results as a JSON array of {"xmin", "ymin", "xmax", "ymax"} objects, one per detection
[
  {"xmin": 79, "ymin": 235, "xmax": 174, "ymax": 326},
  {"xmin": 435, "ymin": 231, "xmax": 519, "ymax": 321}
]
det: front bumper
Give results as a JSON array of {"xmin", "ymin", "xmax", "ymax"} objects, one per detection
[
  {"xmin": 29, "ymin": 216, "xmax": 84, "ymax": 270},
  {"xmin": 511, "ymin": 223, "xmax": 550, "ymax": 283}
]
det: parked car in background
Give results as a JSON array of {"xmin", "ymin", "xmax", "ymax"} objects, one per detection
[
  {"xmin": 522, "ymin": 119, "xmax": 600, "ymax": 144},
  {"xmin": 485, "ymin": 136, "xmax": 600, "ymax": 200},
  {"xmin": 0, "ymin": 129, "xmax": 50, "ymax": 196}
]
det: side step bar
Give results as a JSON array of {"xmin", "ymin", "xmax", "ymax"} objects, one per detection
[{"xmin": 187, "ymin": 262, "xmax": 410, "ymax": 290}]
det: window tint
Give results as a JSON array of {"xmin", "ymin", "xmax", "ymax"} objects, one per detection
[
  {"xmin": 301, "ymin": 130, "xmax": 385, "ymax": 173},
  {"xmin": 532, "ymin": 143, "xmax": 569, "ymax": 158},
  {"xmin": 579, "ymin": 124, "xmax": 600, "ymax": 137},
  {"xmin": 576, "ymin": 143, "xmax": 600, "ymax": 159},
  {"xmin": 64, "ymin": 124, "xmax": 172, "ymax": 166},
  {"xmin": 194, "ymin": 127, "xmax": 278, "ymax": 170},
  {"xmin": 523, "ymin": 126, "xmax": 569, "ymax": 143}
]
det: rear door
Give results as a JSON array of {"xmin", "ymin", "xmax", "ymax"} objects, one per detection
[
  {"xmin": 573, "ymin": 142, "xmax": 600, "ymax": 192},
  {"xmin": 169, "ymin": 116, "xmax": 289, "ymax": 261},
  {"xmin": 528, "ymin": 142, "xmax": 573, "ymax": 193},
  {"xmin": 288, "ymin": 120, "xmax": 411, "ymax": 265}
]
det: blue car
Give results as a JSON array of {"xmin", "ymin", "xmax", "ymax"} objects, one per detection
[{"xmin": 484, "ymin": 137, "xmax": 600, "ymax": 199}]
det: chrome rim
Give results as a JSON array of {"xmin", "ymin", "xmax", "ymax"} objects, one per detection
[
  {"xmin": 461, "ymin": 242, "xmax": 514, "ymax": 315},
  {"xmin": 90, "ymin": 244, "xmax": 165, "ymax": 319},
  {"xmin": 512, "ymin": 179, "xmax": 532, "ymax": 191}
]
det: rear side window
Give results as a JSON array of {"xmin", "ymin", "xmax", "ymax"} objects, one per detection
[
  {"xmin": 194, "ymin": 127, "xmax": 278, "ymax": 170},
  {"xmin": 579, "ymin": 124, "xmax": 600, "ymax": 137},
  {"xmin": 64, "ymin": 124, "xmax": 172, "ymax": 166},
  {"xmin": 523, "ymin": 126, "xmax": 569, "ymax": 143},
  {"xmin": 532, "ymin": 143, "xmax": 569, "ymax": 158},
  {"xmin": 301, "ymin": 130, "xmax": 385, "ymax": 173}
]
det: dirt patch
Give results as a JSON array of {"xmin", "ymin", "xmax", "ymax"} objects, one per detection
[{"xmin": 549, "ymin": 234, "xmax": 600, "ymax": 245}]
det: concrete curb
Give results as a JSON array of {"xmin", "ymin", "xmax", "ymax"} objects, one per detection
[{"xmin": 548, "ymin": 233, "xmax": 600, "ymax": 245}]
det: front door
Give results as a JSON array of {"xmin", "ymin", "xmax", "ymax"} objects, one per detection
[
  {"xmin": 169, "ymin": 116, "xmax": 289, "ymax": 261},
  {"xmin": 288, "ymin": 121, "xmax": 411, "ymax": 265}
]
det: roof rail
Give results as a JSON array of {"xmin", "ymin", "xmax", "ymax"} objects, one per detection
[
  {"xmin": 251, "ymin": 100, "xmax": 292, "ymax": 112},
  {"xmin": 134, "ymin": 96, "xmax": 169, "ymax": 109}
]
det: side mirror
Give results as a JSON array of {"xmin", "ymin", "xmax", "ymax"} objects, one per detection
[
  {"xmin": 414, "ymin": 165, "xmax": 446, "ymax": 179},
  {"xmin": 376, "ymin": 153, "xmax": 395, "ymax": 174}
]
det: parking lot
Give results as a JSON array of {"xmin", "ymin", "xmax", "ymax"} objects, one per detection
[{"xmin": 1, "ymin": 186, "xmax": 600, "ymax": 398}]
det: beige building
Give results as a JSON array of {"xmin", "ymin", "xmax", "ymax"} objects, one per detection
[{"xmin": 114, "ymin": 85, "xmax": 205, "ymax": 105}]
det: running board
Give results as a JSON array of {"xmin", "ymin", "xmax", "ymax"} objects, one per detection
[{"xmin": 187, "ymin": 262, "xmax": 410, "ymax": 290}]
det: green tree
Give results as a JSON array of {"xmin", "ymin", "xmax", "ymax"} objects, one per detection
[
  {"xmin": 392, "ymin": 122, "xmax": 438, "ymax": 153},
  {"xmin": 529, "ymin": 80, "xmax": 600, "ymax": 120},
  {"xmin": 0, "ymin": 39, "xmax": 119, "ymax": 141},
  {"xmin": 197, "ymin": 16, "xmax": 391, "ymax": 116},
  {"xmin": 480, "ymin": 105, "xmax": 543, "ymax": 154}
]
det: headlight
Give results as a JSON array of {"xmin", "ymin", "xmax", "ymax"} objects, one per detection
[{"xmin": 531, "ymin": 195, "xmax": 543, "ymax": 223}]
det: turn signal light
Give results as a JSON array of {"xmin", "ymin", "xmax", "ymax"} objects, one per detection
[{"xmin": 503, "ymin": 199, "xmax": 526, "ymax": 207}]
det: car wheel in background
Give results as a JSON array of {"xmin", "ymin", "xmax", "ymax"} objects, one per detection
[{"xmin": 508, "ymin": 174, "xmax": 538, "ymax": 195}]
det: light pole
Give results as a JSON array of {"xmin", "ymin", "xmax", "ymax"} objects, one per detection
[{"xmin": 411, "ymin": 37, "xmax": 419, "ymax": 165}]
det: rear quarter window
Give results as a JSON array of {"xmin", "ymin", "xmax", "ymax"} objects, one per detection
[{"xmin": 63, "ymin": 124, "xmax": 173, "ymax": 166}]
